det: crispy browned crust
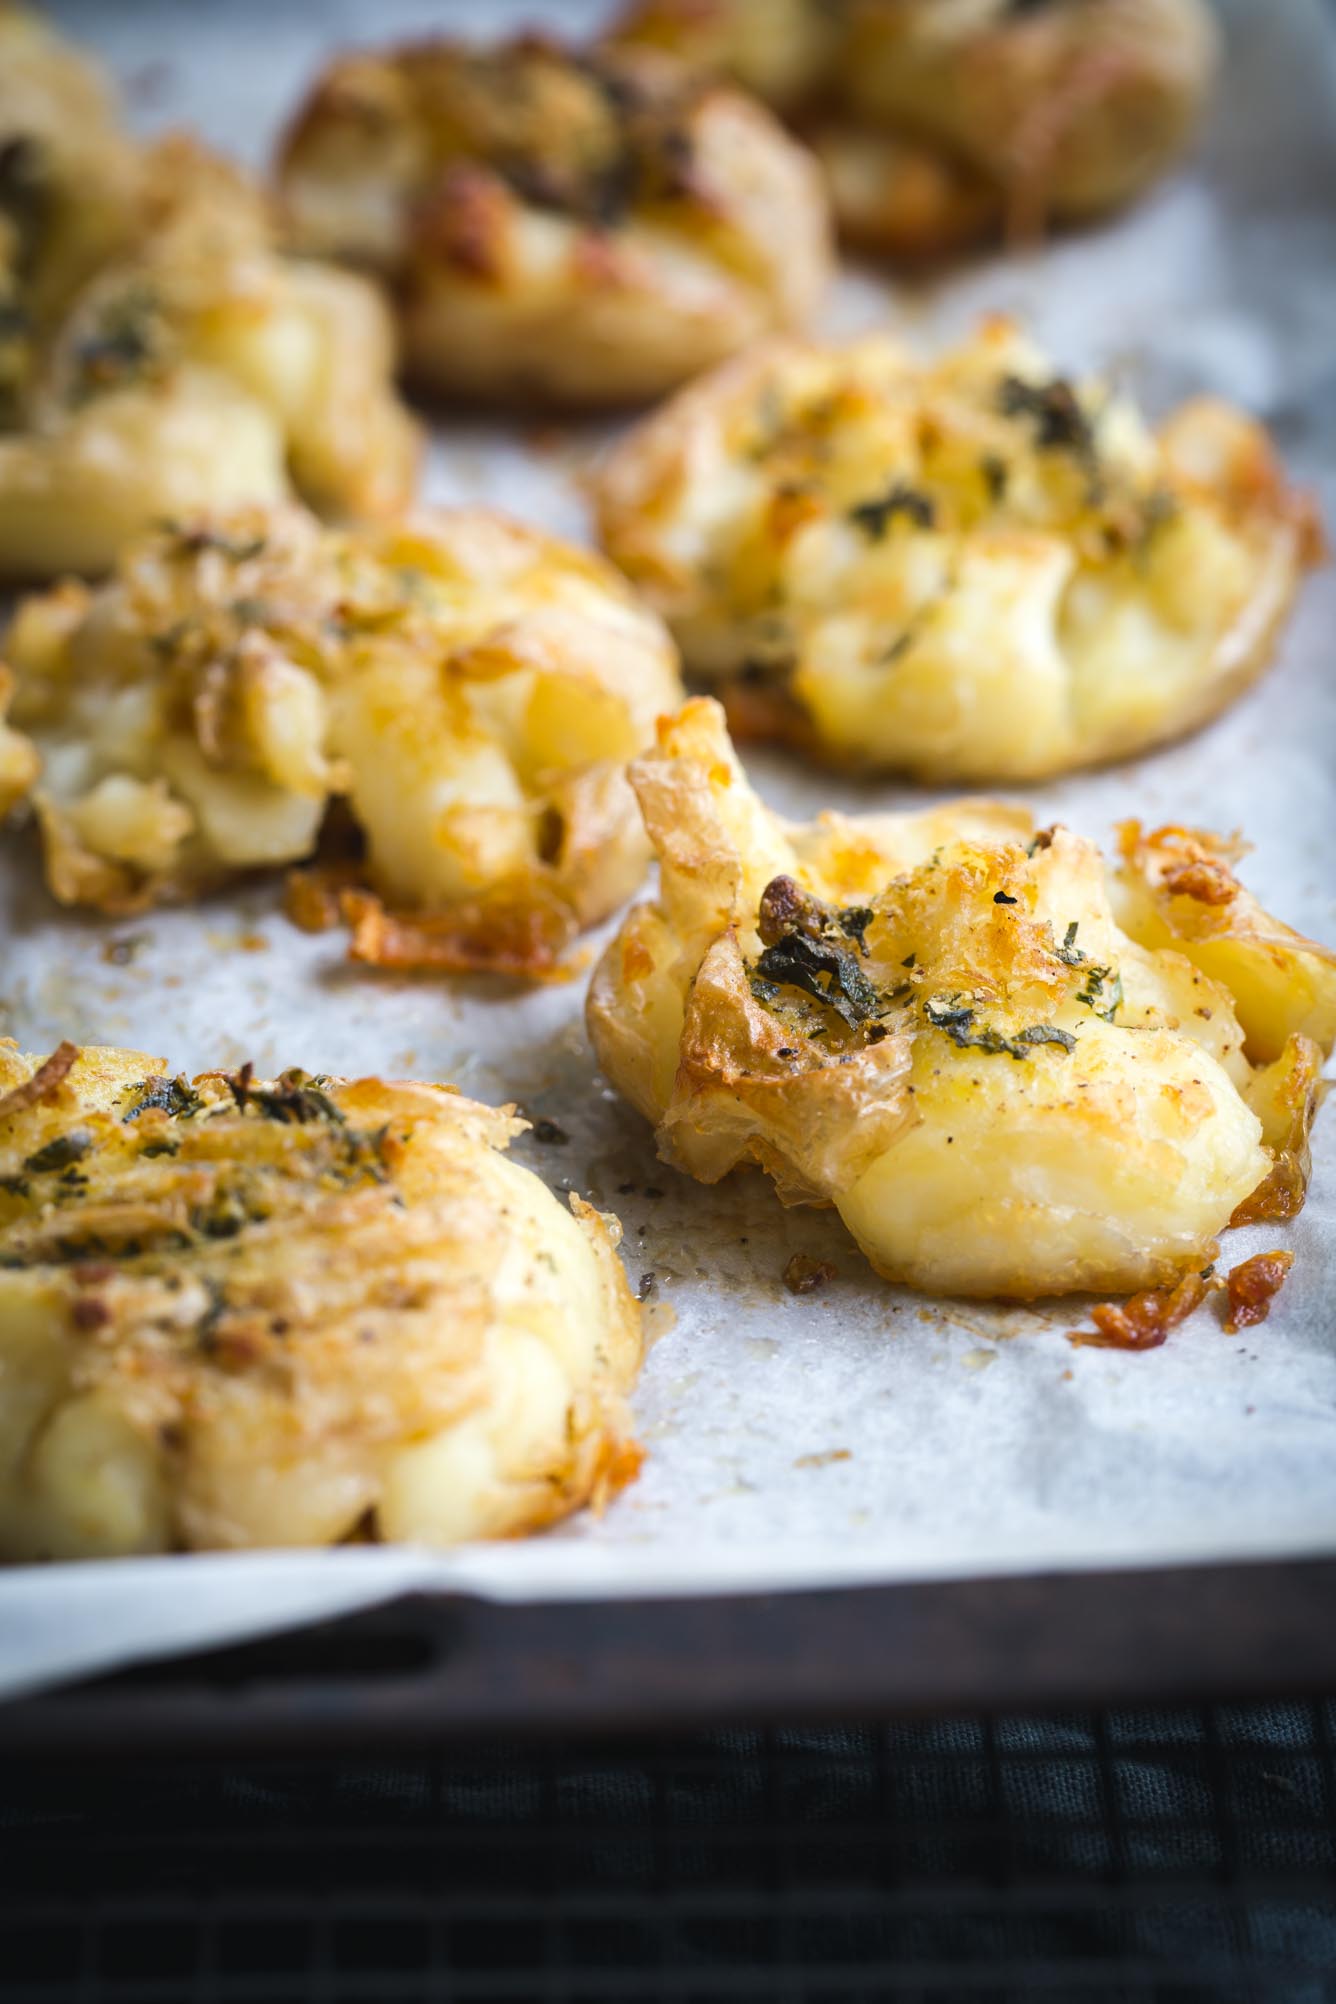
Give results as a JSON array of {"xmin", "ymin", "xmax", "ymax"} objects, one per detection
[
  {"xmin": 1222, "ymin": 1250, "xmax": 1294, "ymax": 1334},
  {"xmin": 340, "ymin": 887, "xmax": 579, "ymax": 981},
  {"xmin": 1069, "ymin": 1272, "xmax": 1213, "ymax": 1350}
]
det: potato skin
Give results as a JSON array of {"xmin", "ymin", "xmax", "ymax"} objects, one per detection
[
  {"xmin": 592, "ymin": 320, "xmax": 1320, "ymax": 783},
  {"xmin": 1, "ymin": 501, "xmax": 683, "ymax": 971},
  {"xmin": 277, "ymin": 35, "xmax": 831, "ymax": 407},
  {"xmin": 0, "ymin": 1044, "xmax": 642, "ymax": 1560},
  {"xmin": 588, "ymin": 699, "xmax": 1336, "ymax": 1301},
  {"xmin": 0, "ymin": 79, "xmax": 419, "ymax": 583},
  {"xmin": 607, "ymin": 0, "xmax": 1218, "ymax": 254}
]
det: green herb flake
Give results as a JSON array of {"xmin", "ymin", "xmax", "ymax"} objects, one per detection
[
  {"xmin": 123, "ymin": 1075, "xmax": 204, "ymax": 1123},
  {"xmin": 23, "ymin": 1129, "xmax": 94, "ymax": 1174},
  {"xmin": 1054, "ymin": 921, "xmax": 1086, "ymax": 967},
  {"xmin": 849, "ymin": 483, "xmax": 937, "ymax": 539},
  {"xmin": 924, "ymin": 995, "xmax": 1074, "ymax": 1061},
  {"xmin": 228, "ymin": 1066, "xmax": 347, "ymax": 1126},
  {"xmin": 1076, "ymin": 964, "xmax": 1124, "ymax": 1023}
]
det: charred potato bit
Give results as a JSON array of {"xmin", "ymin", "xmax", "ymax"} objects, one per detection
[
  {"xmin": 0, "ymin": 1043, "xmax": 642, "ymax": 1559},
  {"xmin": 608, "ymin": 0, "xmax": 1219, "ymax": 255},
  {"xmin": 588, "ymin": 700, "xmax": 1336, "ymax": 1301},
  {"xmin": 1, "ymin": 501, "xmax": 683, "ymax": 972},
  {"xmin": 278, "ymin": 34, "xmax": 831, "ymax": 406},
  {"xmin": 593, "ymin": 321, "xmax": 1321, "ymax": 781}
]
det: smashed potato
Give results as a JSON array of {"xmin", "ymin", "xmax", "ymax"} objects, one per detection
[
  {"xmin": 277, "ymin": 33, "xmax": 831, "ymax": 406},
  {"xmin": 608, "ymin": 0, "xmax": 1218, "ymax": 255},
  {"xmin": 0, "ymin": 4, "xmax": 141, "ymax": 411},
  {"xmin": 1, "ymin": 502, "xmax": 683, "ymax": 974},
  {"xmin": 588, "ymin": 700, "xmax": 1336, "ymax": 1300},
  {"xmin": 593, "ymin": 321, "xmax": 1320, "ymax": 781},
  {"xmin": 0, "ymin": 90, "xmax": 419, "ymax": 581},
  {"xmin": 0, "ymin": 1043, "xmax": 642, "ymax": 1559}
]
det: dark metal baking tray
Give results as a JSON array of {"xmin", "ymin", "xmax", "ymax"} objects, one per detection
[{"xmin": 2, "ymin": 1554, "xmax": 1335, "ymax": 1757}]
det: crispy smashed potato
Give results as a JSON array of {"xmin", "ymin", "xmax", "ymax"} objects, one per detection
[
  {"xmin": 1, "ymin": 503, "xmax": 683, "ymax": 972},
  {"xmin": 0, "ymin": 33, "xmax": 419, "ymax": 584},
  {"xmin": 277, "ymin": 33, "xmax": 831, "ymax": 406},
  {"xmin": 0, "ymin": 5, "xmax": 140, "ymax": 405},
  {"xmin": 0, "ymin": 1043, "xmax": 642, "ymax": 1559},
  {"xmin": 608, "ymin": 0, "xmax": 1218, "ymax": 255},
  {"xmin": 593, "ymin": 321, "xmax": 1320, "ymax": 781},
  {"xmin": 588, "ymin": 700, "xmax": 1336, "ymax": 1301}
]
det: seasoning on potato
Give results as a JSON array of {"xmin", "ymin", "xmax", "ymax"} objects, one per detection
[
  {"xmin": 592, "ymin": 319, "xmax": 1321, "ymax": 782},
  {"xmin": 588, "ymin": 699, "xmax": 1336, "ymax": 1303}
]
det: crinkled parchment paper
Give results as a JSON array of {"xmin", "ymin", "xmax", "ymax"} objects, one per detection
[{"xmin": 3, "ymin": 0, "xmax": 1335, "ymax": 1698}]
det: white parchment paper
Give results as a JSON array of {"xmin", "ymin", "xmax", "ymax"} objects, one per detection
[{"xmin": 3, "ymin": 0, "xmax": 1335, "ymax": 1701}]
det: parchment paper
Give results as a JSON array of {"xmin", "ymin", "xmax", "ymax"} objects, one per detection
[{"xmin": 3, "ymin": 0, "xmax": 1335, "ymax": 1701}]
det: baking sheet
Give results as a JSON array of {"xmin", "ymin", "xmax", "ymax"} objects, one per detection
[{"xmin": 3, "ymin": 0, "xmax": 1335, "ymax": 1702}]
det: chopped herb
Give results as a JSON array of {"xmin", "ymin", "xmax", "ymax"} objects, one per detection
[
  {"xmin": 166, "ymin": 524, "xmax": 268, "ymax": 563},
  {"xmin": 993, "ymin": 890, "xmax": 1019, "ymax": 906},
  {"xmin": 753, "ymin": 876, "xmax": 884, "ymax": 1030},
  {"xmin": 68, "ymin": 284, "xmax": 167, "ymax": 404},
  {"xmin": 228, "ymin": 1065, "xmax": 346, "ymax": 1125},
  {"xmin": 1016, "ymin": 1024, "xmax": 1077, "ymax": 1052},
  {"xmin": 849, "ymin": 483, "xmax": 937, "ymax": 538},
  {"xmin": 998, "ymin": 374, "xmax": 1097, "ymax": 468},
  {"xmin": 924, "ymin": 995, "xmax": 1074, "ymax": 1060},
  {"xmin": 1076, "ymin": 964, "xmax": 1124, "ymax": 1022},
  {"xmin": 1054, "ymin": 921, "xmax": 1086, "ymax": 967},
  {"xmin": 23, "ymin": 1129, "xmax": 93, "ymax": 1174},
  {"xmin": 981, "ymin": 453, "xmax": 1009, "ymax": 502},
  {"xmin": 228, "ymin": 597, "xmax": 271, "ymax": 627},
  {"xmin": 123, "ymin": 1075, "xmax": 203, "ymax": 1122},
  {"xmin": 755, "ymin": 932, "xmax": 880, "ymax": 1030},
  {"xmin": 902, "ymin": 953, "xmax": 916, "ymax": 969}
]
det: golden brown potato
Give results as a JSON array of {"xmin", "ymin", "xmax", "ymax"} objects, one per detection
[
  {"xmin": 592, "ymin": 320, "xmax": 1321, "ymax": 782},
  {"xmin": 277, "ymin": 33, "xmax": 831, "ymax": 407},
  {"xmin": 608, "ymin": 0, "xmax": 1219, "ymax": 255},
  {"xmin": 0, "ymin": 1042, "xmax": 642, "ymax": 1559},
  {"xmin": 0, "ymin": 80, "xmax": 420, "ymax": 583},
  {"xmin": 0, "ymin": 3, "xmax": 141, "ymax": 411},
  {"xmin": 588, "ymin": 700, "xmax": 1336, "ymax": 1301},
  {"xmin": 1, "ymin": 501, "xmax": 683, "ymax": 975}
]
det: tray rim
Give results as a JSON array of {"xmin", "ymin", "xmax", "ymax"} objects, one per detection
[{"xmin": 2, "ymin": 1551, "xmax": 1334, "ymax": 1757}]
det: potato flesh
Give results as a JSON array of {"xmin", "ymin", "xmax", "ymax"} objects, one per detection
[
  {"xmin": 839, "ymin": 1020, "xmax": 1266, "ymax": 1299},
  {"xmin": 0, "ymin": 1051, "xmax": 642, "ymax": 1559}
]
